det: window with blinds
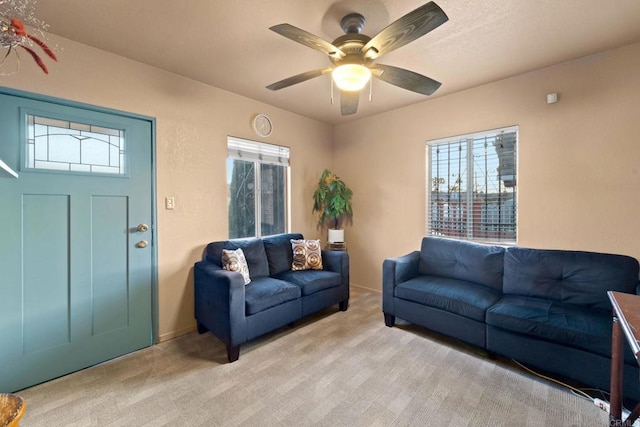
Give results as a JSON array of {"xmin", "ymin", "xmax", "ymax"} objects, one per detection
[
  {"xmin": 227, "ymin": 136, "xmax": 290, "ymax": 167},
  {"xmin": 227, "ymin": 136, "xmax": 290, "ymax": 239},
  {"xmin": 426, "ymin": 126, "xmax": 517, "ymax": 243}
]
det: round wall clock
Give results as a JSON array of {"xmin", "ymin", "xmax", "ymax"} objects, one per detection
[{"xmin": 252, "ymin": 114, "xmax": 273, "ymax": 137}]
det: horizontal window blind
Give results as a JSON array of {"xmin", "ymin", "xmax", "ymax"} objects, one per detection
[
  {"xmin": 227, "ymin": 136, "xmax": 290, "ymax": 166},
  {"xmin": 426, "ymin": 126, "xmax": 517, "ymax": 243}
]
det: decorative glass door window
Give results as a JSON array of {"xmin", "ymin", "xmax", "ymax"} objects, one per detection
[{"xmin": 26, "ymin": 114, "xmax": 125, "ymax": 174}]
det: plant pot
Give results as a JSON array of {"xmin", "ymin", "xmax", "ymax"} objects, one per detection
[{"xmin": 328, "ymin": 229, "xmax": 344, "ymax": 244}]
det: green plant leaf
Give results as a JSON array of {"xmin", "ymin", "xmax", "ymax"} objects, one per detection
[{"xmin": 311, "ymin": 169, "xmax": 353, "ymax": 229}]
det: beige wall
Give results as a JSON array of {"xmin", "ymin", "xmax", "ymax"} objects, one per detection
[
  {"xmin": 4, "ymin": 33, "xmax": 640, "ymax": 338},
  {"xmin": 334, "ymin": 42, "xmax": 640, "ymax": 292},
  {"xmin": 1, "ymin": 35, "xmax": 334, "ymax": 341}
]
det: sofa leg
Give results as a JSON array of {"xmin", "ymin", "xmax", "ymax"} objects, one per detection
[
  {"xmin": 384, "ymin": 313, "xmax": 395, "ymax": 327},
  {"xmin": 196, "ymin": 322, "xmax": 208, "ymax": 334},
  {"xmin": 227, "ymin": 345, "xmax": 240, "ymax": 363},
  {"xmin": 339, "ymin": 300, "xmax": 349, "ymax": 311}
]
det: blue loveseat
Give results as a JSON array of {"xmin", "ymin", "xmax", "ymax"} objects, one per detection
[
  {"xmin": 383, "ymin": 237, "xmax": 640, "ymax": 401},
  {"xmin": 194, "ymin": 233, "xmax": 349, "ymax": 362}
]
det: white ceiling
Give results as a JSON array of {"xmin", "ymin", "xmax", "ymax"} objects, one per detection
[{"xmin": 34, "ymin": 0, "xmax": 640, "ymax": 125}]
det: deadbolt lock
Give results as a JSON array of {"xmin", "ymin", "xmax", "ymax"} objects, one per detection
[{"xmin": 137, "ymin": 223, "xmax": 149, "ymax": 233}]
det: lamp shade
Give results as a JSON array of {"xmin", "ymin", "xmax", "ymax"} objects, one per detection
[{"xmin": 331, "ymin": 64, "xmax": 371, "ymax": 92}]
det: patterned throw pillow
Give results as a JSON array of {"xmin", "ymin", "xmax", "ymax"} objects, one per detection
[
  {"xmin": 291, "ymin": 239, "xmax": 323, "ymax": 271},
  {"xmin": 222, "ymin": 248, "xmax": 251, "ymax": 285}
]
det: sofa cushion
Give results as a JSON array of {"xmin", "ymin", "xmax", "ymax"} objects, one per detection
[
  {"xmin": 275, "ymin": 269, "xmax": 341, "ymax": 296},
  {"xmin": 205, "ymin": 238, "xmax": 270, "ymax": 278},
  {"xmin": 263, "ymin": 233, "xmax": 304, "ymax": 276},
  {"xmin": 222, "ymin": 248, "xmax": 251, "ymax": 284},
  {"xmin": 245, "ymin": 277, "xmax": 301, "ymax": 315},
  {"xmin": 486, "ymin": 295, "xmax": 634, "ymax": 362},
  {"xmin": 418, "ymin": 237, "xmax": 505, "ymax": 291},
  {"xmin": 503, "ymin": 247, "xmax": 639, "ymax": 311},
  {"xmin": 395, "ymin": 275, "xmax": 502, "ymax": 322},
  {"xmin": 291, "ymin": 239, "xmax": 323, "ymax": 271}
]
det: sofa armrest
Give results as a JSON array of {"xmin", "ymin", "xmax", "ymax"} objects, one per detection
[
  {"xmin": 194, "ymin": 260, "xmax": 247, "ymax": 347},
  {"xmin": 322, "ymin": 250, "xmax": 346, "ymax": 273},
  {"xmin": 322, "ymin": 250, "xmax": 350, "ymax": 291},
  {"xmin": 636, "ymin": 282, "xmax": 640, "ymax": 295},
  {"xmin": 384, "ymin": 251, "xmax": 420, "ymax": 285},
  {"xmin": 382, "ymin": 251, "xmax": 420, "ymax": 314}
]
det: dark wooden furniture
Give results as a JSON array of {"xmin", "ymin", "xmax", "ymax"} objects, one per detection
[{"xmin": 608, "ymin": 291, "xmax": 640, "ymax": 426}]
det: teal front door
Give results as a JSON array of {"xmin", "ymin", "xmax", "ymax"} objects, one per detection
[{"xmin": 0, "ymin": 91, "xmax": 155, "ymax": 392}]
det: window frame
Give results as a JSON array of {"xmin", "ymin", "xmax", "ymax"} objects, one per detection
[
  {"xmin": 21, "ymin": 109, "xmax": 130, "ymax": 178},
  {"xmin": 226, "ymin": 136, "xmax": 291, "ymax": 239},
  {"xmin": 425, "ymin": 126, "xmax": 518, "ymax": 244}
]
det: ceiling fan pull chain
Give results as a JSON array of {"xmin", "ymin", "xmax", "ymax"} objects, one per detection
[
  {"xmin": 330, "ymin": 79, "xmax": 334, "ymax": 105},
  {"xmin": 369, "ymin": 78, "xmax": 373, "ymax": 102}
]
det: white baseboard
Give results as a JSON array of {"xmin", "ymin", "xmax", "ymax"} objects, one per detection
[
  {"xmin": 158, "ymin": 325, "xmax": 196, "ymax": 343},
  {"xmin": 351, "ymin": 282, "xmax": 381, "ymax": 295}
]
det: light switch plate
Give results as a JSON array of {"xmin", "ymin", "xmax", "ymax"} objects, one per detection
[{"xmin": 165, "ymin": 196, "xmax": 175, "ymax": 210}]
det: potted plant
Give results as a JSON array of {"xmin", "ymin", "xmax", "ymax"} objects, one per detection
[{"xmin": 312, "ymin": 169, "xmax": 353, "ymax": 243}]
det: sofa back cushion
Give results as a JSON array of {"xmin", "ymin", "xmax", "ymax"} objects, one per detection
[
  {"xmin": 205, "ymin": 237, "xmax": 270, "ymax": 278},
  {"xmin": 263, "ymin": 233, "xmax": 304, "ymax": 276},
  {"xmin": 503, "ymin": 247, "xmax": 639, "ymax": 311},
  {"xmin": 418, "ymin": 237, "xmax": 505, "ymax": 291}
]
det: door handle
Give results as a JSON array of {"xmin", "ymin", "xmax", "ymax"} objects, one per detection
[{"xmin": 136, "ymin": 240, "xmax": 148, "ymax": 248}]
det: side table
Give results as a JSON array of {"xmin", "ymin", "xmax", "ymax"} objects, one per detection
[
  {"xmin": 608, "ymin": 291, "xmax": 640, "ymax": 426},
  {"xmin": 326, "ymin": 242, "xmax": 346, "ymax": 252}
]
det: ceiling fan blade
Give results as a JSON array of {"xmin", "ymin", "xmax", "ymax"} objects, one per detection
[
  {"xmin": 361, "ymin": 1, "xmax": 448, "ymax": 60},
  {"xmin": 341, "ymin": 91, "xmax": 359, "ymax": 115},
  {"xmin": 270, "ymin": 24, "xmax": 346, "ymax": 59},
  {"xmin": 372, "ymin": 64, "xmax": 441, "ymax": 95},
  {"xmin": 267, "ymin": 68, "xmax": 332, "ymax": 91}
]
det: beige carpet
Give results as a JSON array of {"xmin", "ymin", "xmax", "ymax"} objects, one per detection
[{"xmin": 18, "ymin": 292, "xmax": 609, "ymax": 426}]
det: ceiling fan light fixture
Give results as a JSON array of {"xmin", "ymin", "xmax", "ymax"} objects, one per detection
[
  {"xmin": 331, "ymin": 64, "xmax": 371, "ymax": 92},
  {"xmin": 267, "ymin": 2, "xmax": 449, "ymax": 114}
]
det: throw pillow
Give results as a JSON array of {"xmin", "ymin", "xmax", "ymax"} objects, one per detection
[
  {"xmin": 291, "ymin": 239, "xmax": 323, "ymax": 271},
  {"xmin": 222, "ymin": 248, "xmax": 251, "ymax": 284}
]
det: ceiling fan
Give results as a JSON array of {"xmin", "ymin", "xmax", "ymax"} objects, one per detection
[{"xmin": 266, "ymin": 1, "xmax": 449, "ymax": 116}]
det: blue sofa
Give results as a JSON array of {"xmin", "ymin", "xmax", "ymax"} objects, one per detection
[
  {"xmin": 194, "ymin": 233, "xmax": 349, "ymax": 362},
  {"xmin": 383, "ymin": 237, "xmax": 640, "ymax": 401}
]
